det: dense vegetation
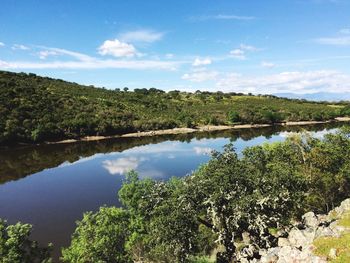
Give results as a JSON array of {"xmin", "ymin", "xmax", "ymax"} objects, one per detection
[
  {"xmin": 0, "ymin": 219, "xmax": 52, "ymax": 263},
  {"xmin": 1, "ymin": 70, "xmax": 349, "ymax": 145},
  {"xmin": 4, "ymin": 128, "xmax": 350, "ymax": 262}
]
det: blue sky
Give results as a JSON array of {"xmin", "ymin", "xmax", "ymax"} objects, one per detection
[{"xmin": 1, "ymin": 0, "xmax": 350, "ymax": 95}]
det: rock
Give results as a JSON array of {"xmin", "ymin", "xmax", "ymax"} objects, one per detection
[
  {"xmin": 241, "ymin": 244, "xmax": 256, "ymax": 258},
  {"xmin": 328, "ymin": 221, "xmax": 344, "ymax": 236},
  {"xmin": 340, "ymin": 198, "xmax": 350, "ymax": 211},
  {"xmin": 334, "ymin": 206, "xmax": 343, "ymax": 216},
  {"xmin": 315, "ymin": 226, "xmax": 336, "ymax": 238},
  {"xmin": 247, "ymin": 199, "xmax": 350, "ymax": 263},
  {"xmin": 276, "ymin": 229, "xmax": 288, "ymax": 238},
  {"xmin": 303, "ymin": 228, "xmax": 316, "ymax": 243},
  {"xmin": 259, "ymin": 248, "xmax": 268, "ymax": 257},
  {"xmin": 303, "ymin": 212, "xmax": 319, "ymax": 229},
  {"xmin": 329, "ymin": 221, "xmax": 338, "ymax": 230},
  {"xmin": 240, "ymin": 258, "xmax": 250, "ymax": 263},
  {"xmin": 259, "ymin": 249, "xmax": 279, "ymax": 263},
  {"xmin": 333, "ymin": 199, "xmax": 350, "ymax": 216},
  {"xmin": 242, "ymin": 231, "xmax": 251, "ymax": 244},
  {"xmin": 288, "ymin": 228, "xmax": 313, "ymax": 248},
  {"xmin": 328, "ymin": 248, "xmax": 337, "ymax": 260},
  {"xmin": 278, "ymin": 238, "xmax": 290, "ymax": 247},
  {"xmin": 316, "ymin": 214, "xmax": 328, "ymax": 223}
]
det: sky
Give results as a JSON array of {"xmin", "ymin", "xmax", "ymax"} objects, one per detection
[{"xmin": 1, "ymin": 0, "xmax": 350, "ymax": 96}]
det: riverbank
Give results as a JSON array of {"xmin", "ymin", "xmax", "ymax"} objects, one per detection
[{"xmin": 46, "ymin": 117, "xmax": 350, "ymax": 145}]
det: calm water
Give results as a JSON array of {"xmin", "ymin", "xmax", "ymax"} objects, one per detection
[{"xmin": 0, "ymin": 123, "xmax": 348, "ymax": 261}]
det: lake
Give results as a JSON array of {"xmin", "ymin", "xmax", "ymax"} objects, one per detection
[{"xmin": 0, "ymin": 122, "xmax": 348, "ymax": 261}]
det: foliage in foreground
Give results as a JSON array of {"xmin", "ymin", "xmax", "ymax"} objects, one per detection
[
  {"xmin": 0, "ymin": 219, "xmax": 52, "ymax": 263},
  {"xmin": 60, "ymin": 128, "xmax": 350, "ymax": 263},
  {"xmin": 1, "ymin": 70, "xmax": 348, "ymax": 145},
  {"xmin": 61, "ymin": 207, "xmax": 131, "ymax": 263}
]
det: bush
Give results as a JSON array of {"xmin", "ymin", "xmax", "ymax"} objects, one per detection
[
  {"xmin": 61, "ymin": 207, "xmax": 131, "ymax": 263},
  {"xmin": 0, "ymin": 219, "xmax": 52, "ymax": 263}
]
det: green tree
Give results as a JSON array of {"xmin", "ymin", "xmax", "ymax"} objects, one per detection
[
  {"xmin": 227, "ymin": 110, "xmax": 240, "ymax": 123},
  {"xmin": 119, "ymin": 172, "xmax": 201, "ymax": 263},
  {"xmin": 0, "ymin": 219, "xmax": 52, "ymax": 263},
  {"xmin": 183, "ymin": 144, "xmax": 306, "ymax": 262},
  {"xmin": 61, "ymin": 207, "xmax": 131, "ymax": 263}
]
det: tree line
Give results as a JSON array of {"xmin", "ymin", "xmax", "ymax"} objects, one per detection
[
  {"xmin": 2, "ymin": 127, "xmax": 350, "ymax": 262},
  {"xmin": 1, "ymin": 70, "xmax": 349, "ymax": 145}
]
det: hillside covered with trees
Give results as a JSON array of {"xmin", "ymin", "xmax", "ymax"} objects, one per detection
[{"xmin": 1, "ymin": 70, "xmax": 350, "ymax": 145}]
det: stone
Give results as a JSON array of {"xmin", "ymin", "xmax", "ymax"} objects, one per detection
[
  {"xmin": 276, "ymin": 228, "xmax": 289, "ymax": 238},
  {"xmin": 288, "ymin": 228, "xmax": 313, "ymax": 248},
  {"xmin": 242, "ymin": 231, "xmax": 251, "ymax": 244},
  {"xmin": 316, "ymin": 214, "xmax": 328, "ymax": 223},
  {"xmin": 252, "ymin": 199, "xmax": 350, "ymax": 263},
  {"xmin": 302, "ymin": 228, "xmax": 316, "ymax": 244},
  {"xmin": 259, "ymin": 248, "xmax": 268, "ymax": 257},
  {"xmin": 260, "ymin": 252, "xmax": 278, "ymax": 263},
  {"xmin": 303, "ymin": 212, "xmax": 319, "ymax": 229},
  {"xmin": 328, "ymin": 248, "xmax": 337, "ymax": 260},
  {"xmin": 340, "ymin": 198, "xmax": 350, "ymax": 211},
  {"xmin": 277, "ymin": 238, "xmax": 290, "ymax": 247},
  {"xmin": 315, "ymin": 226, "xmax": 335, "ymax": 238}
]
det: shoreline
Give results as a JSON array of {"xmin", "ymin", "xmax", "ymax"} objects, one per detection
[{"xmin": 46, "ymin": 117, "xmax": 350, "ymax": 145}]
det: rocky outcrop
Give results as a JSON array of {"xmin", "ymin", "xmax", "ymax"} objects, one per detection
[{"xmin": 239, "ymin": 198, "xmax": 350, "ymax": 263}]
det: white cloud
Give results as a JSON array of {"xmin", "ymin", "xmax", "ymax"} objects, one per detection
[
  {"xmin": 216, "ymin": 70, "xmax": 350, "ymax": 94},
  {"xmin": 182, "ymin": 68, "xmax": 218, "ymax": 82},
  {"xmin": 315, "ymin": 36, "xmax": 350, "ymax": 46},
  {"xmin": 0, "ymin": 45, "xmax": 183, "ymax": 70},
  {"xmin": 38, "ymin": 47, "xmax": 94, "ymax": 61},
  {"xmin": 103, "ymin": 157, "xmax": 147, "ymax": 175},
  {"xmin": 192, "ymin": 57, "xmax": 212, "ymax": 66},
  {"xmin": 0, "ymin": 59, "xmax": 182, "ymax": 70},
  {"xmin": 165, "ymin": 53, "xmax": 174, "ymax": 59},
  {"xmin": 98, "ymin": 39, "xmax": 137, "ymax": 57},
  {"xmin": 119, "ymin": 30, "xmax": 164, "ymax": 43},
  {"xmin": 126, "ymin": 142, "xmax": 187, "ymax": 155},
  {"xmin": 229, "ymin": 44, "xmax": 258, "ymax": 60},
  {"xmin": 12, "ymin": 44, "xmax": 30, "ymax": 50},
  {"xmin": 261, "ymin": 61, "xmax": 275, "ymax": 68},
  {"xmin": 191, "ymin": 14, "xmax": 255, "ymax": 21},
  {"xmin": 38, "ymin": 50, "xmax": 57, "ymax": 59},
  {"xmin": 230, "ymin": 49, "xmax": 246, "ymax": 60},
  {"xmin": 193, "ymin": 146, "xmax": 213, "ymax": 155},
  {"xmin": 0, "ymin": 42, "xmax": 4, "ymax": 47},
  {"xmin": 239, "ymin": 44, "xmax": 258, "ymax": 51},
  {"xmin": 315, "ymin": 29, "xmax": 350, "ymax": 46},
  {"xmin": 0, "ymin": 60, "xmax": 10, "ymax": 68}
]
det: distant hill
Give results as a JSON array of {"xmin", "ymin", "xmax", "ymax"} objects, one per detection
[
  {"xmin": 274, "ymin": 92, "xmax": 350, "ymax": 102},
  {"xmin": 1, "ymin": 70, "xmax": 349, "ymax": 145}
]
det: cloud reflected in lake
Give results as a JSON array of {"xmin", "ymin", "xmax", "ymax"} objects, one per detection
[
  {"xmin": 102, "ymin": 156, "xmax": 147, "ymax": 175},
  {"xmin": 193, "ymin": 146, "xmax": 213, "ymax": 155}
]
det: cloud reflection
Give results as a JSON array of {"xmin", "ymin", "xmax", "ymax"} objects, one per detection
[
  {"xmin": 193, "ymin": 146, "xmax": 213, "ymax": 155},
  {"xmin": 102, "ymin": 157, "xmax": 147, "ymax": 175}
]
